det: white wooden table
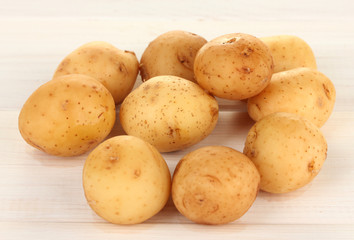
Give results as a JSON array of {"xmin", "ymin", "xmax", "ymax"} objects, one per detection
[{"xmin": 1, "ymin": 0, "xmax": 353, "ymax": 239}]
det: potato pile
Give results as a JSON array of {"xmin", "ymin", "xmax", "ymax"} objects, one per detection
[{"xmin": 18, "ymin": 30, "xmax": 336, "ymax": 225}]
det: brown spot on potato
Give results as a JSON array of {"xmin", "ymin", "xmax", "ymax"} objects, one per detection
[
  {"xmin": 317, "ymin": 97, "xmax": 324, "ymax": 108},
  {"xmin": 250, "ymin": 149, "xmax": 257, "ymax": 157},
  {"xmin": 61, "ymin": 100, "xmax": 69, "ymax": 111},
  {"xmin": 118, "ymin": 63, "xmax": 127, "ymax": 73},
  {"xmin": 177, "ymin": 52, "xmax": 193, "ymax": 70},
  {"xmin": 203, "ymin": 174, "xmax": 221, "ymax": 185},
  {"xmin": 209, "ymin": 204, "xmax": 219, "ymax": 213},
  {"xmin": 109, "ymin": 156, "xmax": 119, "ymax": 163},
  {"xmin": 241, "ymin": 66, "xmax": 252, "ymax": 74},
  {"xmin": 124, "ymin": 50, "xmax": 136, "ymax": 56},
  {"xmin": 210, "ymin": 107, "xmax": 218, "ymax": 119},
  {"xmin": 88, "ymin": 140, "xmax": 97, "ymax": 145},
  {"xmin": 134, "ymin": 169, "xmax": 141, "ymax": 178},
  {"xmin": 322, "ymin": 83, "xmax": 331, "ymax": 100},
  {"xmin": 224, "ymin": 37, "xmax": 237, "ymax": 44},
  {"xmin": 168, "ymin": 126, "xmax": 181, "ymax": 139},
  {"xmin": 195, "ymin": 194, "xmax": 205, "ymax": 204},
  {"xmin": 255, "ymin": 103, "xmax": 261, "ymax": 112},
  {"xmin": 139, "ymin": 63, "xmax": 149, "ymax": 81},
  {"xmin": 241, "ymin": 47, "xmax": 253, "ymax": 57},
  {"xmin": 308, "ymin": 160, "xmax": 315, "ymax": 174}
]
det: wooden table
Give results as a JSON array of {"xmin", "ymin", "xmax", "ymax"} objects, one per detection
[{"xmin": 1, "ymin": 1, "xmax": 353, "ymax": 239}]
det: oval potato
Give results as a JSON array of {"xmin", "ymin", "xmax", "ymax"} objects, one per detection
[
  {"xmin": 18, "ymin": 74, "xmax": 116, "ymax": 156},
  {"xmin": 140, "ymin": 30, "xmax": 207, "ymax": 82},
  {"xmin": 172, "ymin": 146, "xmax": 260, "ymax": 225},
  {"xmin": 243, "ymin": 112, "xmax": 327, "ymax": 193},
  {"xmin": 83, "ymin": 135, "xmax": 171, "ymax": 224},
  {"xmin": 119, "ymin": 75, "xmax": 219, "ymax": 152},
  {"xmin": 261, "ymin": 35, "xmax": 317, "ymax": 73},
  {"xmin": 194, "ymin": 33, "xmax": 274, "ymax": 100},
  {"xmin": 247, "ymin": 67, "xmax": 336, "ymax": 127},
  {"xmin": 53, "ymin": 41, "xmax": 139, "ymax": 104}
]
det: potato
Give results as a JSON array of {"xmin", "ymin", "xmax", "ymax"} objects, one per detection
[
  {"xmin": 53, "ymin": 41, "xmax": 139, "ymax": 104},
  {"xmin": 194, "ymin": 33, "xmax": 274, "ymax": 100},
  {"xmin": 247, "ymin": 67, "xmax": 336, "ymax": 127},
  {"xmin": 119, "ymin": 75, "xmax": 219, "ymax": 152},
  {"xmin": 261, "ymin": 35, "xmax": 317, "ymax": 73},
  {"xmin": 140, "ymin": 30, "xmax": 207, "ymax": 82},
  {"xmin": 172, "ymin": 146, "xmax": 260, "ymax": 225},
  {"xmin": 18, "ymin": 74, "xmax": 116, "ymax": 156},
  {"xmin": 83, "ymin": 135, "xmax": 171, "ymax": 225},
  {"xmin": 243, "ymin": 112, "xmax": 327, "ymax": 194}
]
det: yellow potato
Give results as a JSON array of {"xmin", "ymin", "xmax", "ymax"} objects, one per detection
[
  {"xmin": 53, "ymin": 41, "xmax": 139, "ymax": 104},
  {"xmin": 83, "ymin": 135, "xmax": 171, "ymax": 225},
  {"xmin": 194, "ymin": 33, "xmax": 274, "ymax": 100},
  {"xmin": 18, "ymin": 74, "xmax": 116, "ymax": 156},
  {"xmin": 172, "ymin": 146, "xmax": 260, "ymax": 225},
  {"xmin": 243, "ymin": 112, "xmax": 327, "ymax": 194},
  {"xmin": 119, "ymin": 75, "xmax": 219, "ymax": 152},
  {"xmin": 261, "ymin": 35, "xmax": 317, "ymax": 73},
  {"xmin": 140, "ymin": 30, "xmax": 207, "ymax": 82},
  {"xmin": 247, "ymin": 67, "xmax": 336, "ymax": 127}
]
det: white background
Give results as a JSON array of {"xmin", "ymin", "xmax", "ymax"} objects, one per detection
[{"xmin": 1, "ymin": 0, "xmax": 354, "ymax": 239}]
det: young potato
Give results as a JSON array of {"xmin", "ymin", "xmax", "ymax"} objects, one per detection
[
  {"xmin": 247, "ymin": 67, "xmax": 336, "ymax": 127},
  {"xmin": 243, "ymin": 112, "xmax": 327, "ymax": 194},
  {"xmin": 172, "ymin": 146, "xmax": 260, "ymax": 225},
  {"xmin": 140, "ymin": 30, "xmax": 207, "ymax": 82},
  {"xmin": 83, "ymin": 135, "xmax": 171, "ymax": 225},
  {"xmin": 53, "ymin": 41, "xmax": 139, "ymax": 104},
  {"xmin": 119, "ymin": 75, "xmax": 219, "ymax": 152},
  {"xmin": 261, "ymin": 35, "xmax": 317, "ymax": 73},
  {"xmin": 194, "ymin": 33, "xmax": 274, "ymax": 100},
  {"xmin": 18, "ymin": 74, "xmax": 116, "ymax": 156}
]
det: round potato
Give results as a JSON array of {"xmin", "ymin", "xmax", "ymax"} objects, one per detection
[
  {"xmin": 172, "ymin": 146, "xmax": 260, "ymax": 225},
  {"xmin": 140, "ymin": 30, "xmax": 207, "ymax": 82},
  {"xmin": 261, "ymin": 35, "xmax": 317, "ymax": 73},
  {"xmin": 119, "ymin": 75, "xmax": 219, "ymax": 152},
  {"xmin": 18, "ymin": 74, "xmax": 116, "ymax": 156},
  {"xmin": 243, "ymin": 112, "xmax": 327, "ymax": 194},
  {"xmin": 247, "ymin": 67, "xmax": 336, "ymax": 127},
  {"xmin": 53, "ymin": 41, "xmax": 139, "ymax": 104},
  {"xmin": 83, "ymin": 135, "xmax": 171, "ymax": 225},
  {"xmin": 194, "ymin": 33, "xmax": 274, "ymax": 100}
]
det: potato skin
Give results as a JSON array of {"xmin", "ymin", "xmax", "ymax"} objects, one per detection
[
  {"xmin": 83, "ymin": 135, "xmax": 171, "ymax": 225},
  {"xmin": 140, "ymin": 30, "xmax": 207, "ymax": 82},
  {"xmin": 261, "ymin": 35, "xmax": 317, "ymax": 73},
  {"xmin": 119, "ymin": 76, "xmax": 219, "ymax": 152},
  {"xmin": 247, "ymin": 67, "xmax": 336, "ymax": 127},
  {"xmin": 194, "ymin": 33, "xmax": 274, "ymax": 100},
  {"xmin": 18, "ymin": 74, "xmax": 116, "ymax": 156},
  {"xmin": 172, "ymin": 146, "xmax": 260, "ymax": 225},
  {"xmin": 243, "ymin": 112, "xmax": 327, "ymax": 193},
  {"xmin": 53, "ymin": 41, "xmax": 139, "ymax": 104}
]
